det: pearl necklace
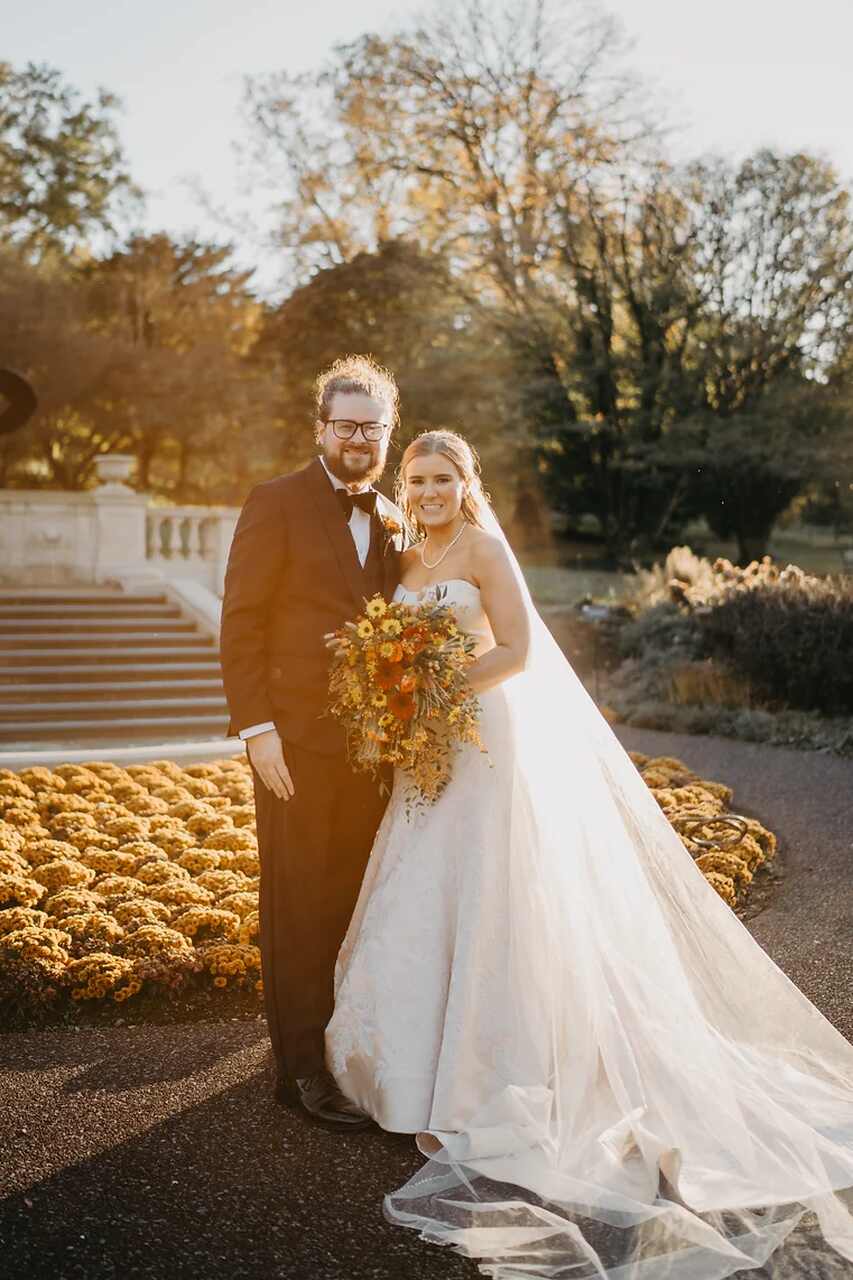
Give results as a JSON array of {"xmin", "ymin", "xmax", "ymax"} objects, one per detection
[{"xmin": 420, "ymin": 521, "xmax": 467, "ymax": 570}]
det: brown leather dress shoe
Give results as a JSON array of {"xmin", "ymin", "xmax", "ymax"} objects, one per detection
[{"xmin": 275, "ymin": 1069, "xmax": 374, "ymax": 1131}]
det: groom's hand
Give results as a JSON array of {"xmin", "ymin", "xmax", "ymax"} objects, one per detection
[{"xmin": 247, "ymin": 729, "xmax": 295, "ymax": 802}]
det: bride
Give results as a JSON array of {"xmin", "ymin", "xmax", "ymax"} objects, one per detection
[{"xmin": 325, "ymin": 429, "xmax": 853, "ymax": 1280}]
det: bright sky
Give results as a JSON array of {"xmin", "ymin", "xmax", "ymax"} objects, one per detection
[{"xmin": 5, "ymin": 0, "xmax": 853, "ymax": 292}]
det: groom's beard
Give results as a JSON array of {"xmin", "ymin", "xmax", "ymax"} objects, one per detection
[{"xmin": 323, "ymin": 443, "xmax": 387, "ymax": 489}]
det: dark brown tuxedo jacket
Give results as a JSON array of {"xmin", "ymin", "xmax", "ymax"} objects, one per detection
[{"xmin": 220, "ymin": 457, "xmax": 406, "ymax": 754}]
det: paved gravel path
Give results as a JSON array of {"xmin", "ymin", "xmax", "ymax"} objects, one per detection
[{"xmin": 0, "ymin": 727, "xmax": 851, "ymax": 1280}]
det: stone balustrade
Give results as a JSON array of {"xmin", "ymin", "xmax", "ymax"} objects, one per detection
[{"xmin": 0, "ymin": 454, "xmax": 240, "ymax": 595}]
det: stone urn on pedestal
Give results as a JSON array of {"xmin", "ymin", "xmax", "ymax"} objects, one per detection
[
  {"xmin": 94, "ymin": 453, "xmax": 136, "ymax": 492},
  {"xmin": 91, "ymin": 453, "xmax": 155, "ymax": 589}
]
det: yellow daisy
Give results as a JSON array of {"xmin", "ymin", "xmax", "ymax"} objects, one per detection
[
  {"xmin": 366, "ymin": 597, "xmax": 388, "ymax": 618},
  {"xmin": 357, "ymin": 619, "xmax": 374, "ymax": 639},
  {"xmin": 380, "ymin": 618, "xmax": 402, "ymax": 636}
]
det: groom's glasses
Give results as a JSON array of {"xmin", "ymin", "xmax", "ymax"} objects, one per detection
[{"xmin": 326, "ymin": 419, "xmax": 389, "ymax": 442}]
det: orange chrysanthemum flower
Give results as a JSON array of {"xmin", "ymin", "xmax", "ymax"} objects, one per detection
[
  {"xmin": 388, "ymin": 691, "xmax": 416, "ymax": 722},
  {"xmin": 376, "ymin": 660, "xmax": 405, "ymax": 690}
]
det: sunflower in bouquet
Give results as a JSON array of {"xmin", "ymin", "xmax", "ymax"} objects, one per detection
[{"xmin": 327, "ymin": 591, "xmax": 485, "ymax": 807}]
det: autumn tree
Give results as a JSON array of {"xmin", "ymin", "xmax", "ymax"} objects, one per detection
[
  {"xmin": 254, "ymin": 239, "xmax": 523, "ymax": 503},
  {"xmin": 77, "ymin": 233, "xmax": 275, "ymax": 501},
  {"xmin": 241, "ymin": 1, "xmax": 853, "ymax": 560},
  {"xmin": 0, "ymin": 62, "xmax": 137, "ymax": 255}
]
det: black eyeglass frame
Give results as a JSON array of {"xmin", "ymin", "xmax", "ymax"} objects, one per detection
[{"xmin": 324, "ymin": 419, "xmax": 390, "ymax": 442}]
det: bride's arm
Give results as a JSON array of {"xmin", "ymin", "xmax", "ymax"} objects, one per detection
[{"xmin": 466, "ymin": 533, "xmax": 531, "ymax": 694}]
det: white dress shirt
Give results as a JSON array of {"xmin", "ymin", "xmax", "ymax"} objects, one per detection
[{"xmin": 238, "ymin": 456, "xmax": 375, "ymax": 741}]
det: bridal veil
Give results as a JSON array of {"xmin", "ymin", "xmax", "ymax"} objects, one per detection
[{"xmin": 381, "ymin": 506, "xmax": 853, "ymax": 1279}]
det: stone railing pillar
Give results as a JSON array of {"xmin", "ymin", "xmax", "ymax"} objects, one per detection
[{"xmin": 90, "ymin": 454, "xmax": 153, "ymax": 588}]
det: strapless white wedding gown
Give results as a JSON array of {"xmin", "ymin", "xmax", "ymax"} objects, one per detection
[
  {"xmin": 325, "ymin": 578, "xmax": 853, "ymax": 1280},
  {"xmin": 327, "ymin": 578, "xmax": 528, "ymax": 1132}
]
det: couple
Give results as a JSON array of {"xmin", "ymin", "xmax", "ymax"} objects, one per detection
[{"xmin": 220, "ymin": 355, "xmax": 853, "ymax": 1280}]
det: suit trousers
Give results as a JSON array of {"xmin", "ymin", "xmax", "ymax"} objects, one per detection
[{"xmin": 251, "ymin": 739, "xmax": 389, "ymax": 1079}]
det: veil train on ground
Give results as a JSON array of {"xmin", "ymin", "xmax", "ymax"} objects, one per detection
[{"xmin": 381, "ymin": 505, "xmax": 853, "ymax": 1280}]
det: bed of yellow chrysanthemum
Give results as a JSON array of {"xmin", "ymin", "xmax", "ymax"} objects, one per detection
[
  {"xmin": 628, "ymin": 750, "xmax": 778, "ymax": 910},
  {"xmin": 0, "ymin": 757, "xmax": 261, "ymax": 1027},
  {"xmin": 0, "ymin": 751, "xmax": 776, "ymax": 1028}
]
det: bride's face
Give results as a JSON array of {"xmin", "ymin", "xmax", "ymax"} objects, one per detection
[{"xmin": 404, "ymin": 452, "xmax": 465, "ymax": 530}]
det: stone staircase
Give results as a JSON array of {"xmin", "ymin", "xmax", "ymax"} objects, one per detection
[{"xmin": 0, "ymin": 587, "xmax": 230, "ymax": 750}]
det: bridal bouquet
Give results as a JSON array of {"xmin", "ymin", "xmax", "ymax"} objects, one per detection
[{"xmin": 326, "ymin": 590, "xmax": 484, "ymax": 806}]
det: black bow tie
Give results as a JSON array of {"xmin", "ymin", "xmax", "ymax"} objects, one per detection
[{"xmin": 336, "ymin": 488, "xmax": 377, "ymax": 519}]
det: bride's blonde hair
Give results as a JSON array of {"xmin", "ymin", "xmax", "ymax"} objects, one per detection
[{"xmin": 395, "ymin": 430, "xmax": 491, "ymax": 539}]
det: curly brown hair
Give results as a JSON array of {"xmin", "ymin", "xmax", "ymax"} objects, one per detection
[{"xmin": 314, "ymin": 355, "xmax": 400, "ymax": 434}]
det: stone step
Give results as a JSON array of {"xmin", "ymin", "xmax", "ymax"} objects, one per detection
[
  {"xmin": 0, "ymin": 589, "xmax": 169, "ymax": 607},
  {"xmin": 0, "ymin": 660, "xmax": 223, "ymax": 680},
  {"xmin": 0, "ymin": 696, "xmax": 228, "ymax": 723},
  {"xmin": 0, "ymin": 618, "xmax": 198, "ymax": 635},
  {"xmin": 0, "ymin": 602, "xmax": 183, "ymax": 620},
  {"xmin": 0, "ymin": 634, "xmax": 216, "ymax": 652},
  {"xmin": 0, "ymin": 646, "xmax": 219, "ymax": 667},
  {"xmin": 0, "ymin": 713, "xmax": 230, "ymax": 744},
  {"xmin": 0, "ymin": 679, "xmax": 225, "ymax": 701}
]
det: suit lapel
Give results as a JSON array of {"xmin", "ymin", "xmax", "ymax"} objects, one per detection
[
  {"xmin": 304, "ymin": 457, "xmax": 368, "ymax": 610},
  {"xmin": 375, "ymin": 493, "xmax": 404, "ymax": 600}
]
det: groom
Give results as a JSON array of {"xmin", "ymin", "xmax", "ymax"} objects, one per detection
[{"xmin": 219, "ymin": 355, "xmax": 407, "ymax": 1131}]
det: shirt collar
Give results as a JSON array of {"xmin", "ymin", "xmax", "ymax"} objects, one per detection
[{"xmin": 318, "ymin": 453, "xmax": 373, "ymax": 496}]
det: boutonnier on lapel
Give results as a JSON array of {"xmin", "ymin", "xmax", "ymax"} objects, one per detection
[{"xmin": 379, "ymin": 512, "xmax": 404, "ymax": 554}]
